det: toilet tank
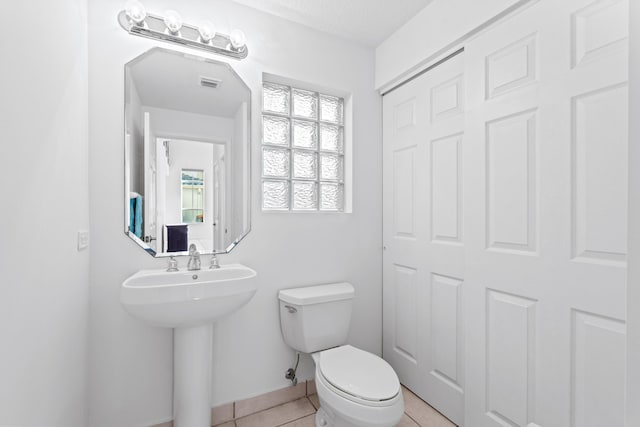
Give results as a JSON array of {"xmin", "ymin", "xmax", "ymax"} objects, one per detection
[{"xmin": 278, "ymin": 282, "xmax": 354, "ymax": 354}]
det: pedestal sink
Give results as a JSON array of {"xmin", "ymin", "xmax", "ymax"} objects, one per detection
[{"xmin": 121, "ymin": 264, "xmax": 257, "ymax": 427}]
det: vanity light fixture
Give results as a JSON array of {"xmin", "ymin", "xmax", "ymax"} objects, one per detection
[
  {"xmin": 125, "ymin": 0, "xmax": 146, "ymax": 25},
  {"xmin": 117, "ymin": 2, "xmax": 248, "ymax": 60},
  {"xmin": 229, "ymin": 29, "xmax": 247, "ymax": 50},
  {"xmin": 198, "ymin": 20, "xmax": 216, "ymax": 43},
  {"xmin": 163, "ymin": 10, "xmax": 183, "ymax": 34}
]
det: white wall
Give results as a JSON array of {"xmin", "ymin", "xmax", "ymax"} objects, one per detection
[
  {"xmin": 0, "ymin": 1, "xmax": 89, "ymax": 426},
  {"xmin": 88, "ymin": 1, "xmax": 382, "ymax": 426},
  {"xmin": 627, "ymin": 2, "xmax": 640, "ymax": 426},
  {"xmin": 146, "ymin": 107, "xmax": 235, "ymax": 146},
  {"xmin": 374, "ymin": 0, "xmax": 521, "ymax": 90}
]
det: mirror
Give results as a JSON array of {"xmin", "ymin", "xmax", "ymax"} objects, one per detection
[{"xmin": 124, "ymin": 48, "xmax": 251, "ymax": 257}]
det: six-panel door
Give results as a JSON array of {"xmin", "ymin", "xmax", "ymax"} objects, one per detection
[{"xmin": 382, "ymin": 1, "xmax": 629, "ymax": 426}]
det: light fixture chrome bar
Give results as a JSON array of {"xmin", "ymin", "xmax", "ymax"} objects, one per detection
[{"xmin": 117, "ymin": 11, "xmax": 248, "ymax": 60}]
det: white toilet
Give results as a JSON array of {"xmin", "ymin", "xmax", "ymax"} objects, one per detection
[{"xmin": 278, "ymin": 282, "xmax": 404, "ymax": 427}]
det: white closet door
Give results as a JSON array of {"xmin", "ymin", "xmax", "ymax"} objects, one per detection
[
  {"xmin": 383, "ymin": 1, "xmax": 628, "ymax": 426},
  {"xmin": 463, "ymin": 0, "xmax": 628, "ymax": 426},
  {"xmin": 383, "ymin": 54, "xmax": 465, "ymax": 425}
]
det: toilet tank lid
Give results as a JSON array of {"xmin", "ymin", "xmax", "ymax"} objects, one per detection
[{"xmin": 278, "ymin": 282, "xmax": 354, "ymax": 306}]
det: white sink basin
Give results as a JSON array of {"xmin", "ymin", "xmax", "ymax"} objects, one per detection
[{"xmin": 121, "ymin": 264, "xmax": 257, "ymax": 328}]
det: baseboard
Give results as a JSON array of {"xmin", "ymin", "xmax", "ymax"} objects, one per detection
[{"xmin": 149, "ymin": 379, "xmax": 316, "ymax": 427}]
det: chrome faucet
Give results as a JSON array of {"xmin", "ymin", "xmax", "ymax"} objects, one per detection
[
  {"xmin": 187, "ymin": 244, "xmax": 201, "ymax": 271},
  {"xmin": 210, "ymin": 254, "xmax": 220, "ymax": 269},
  {"xmin": 166, "ymin": 256, "xmax": 179, "ymax": 272}
]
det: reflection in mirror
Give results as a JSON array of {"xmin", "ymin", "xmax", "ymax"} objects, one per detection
[
  {"xmin": 124, "ymin": 48, "xmax": 251, "ymax": 257},
  {"xmin": 182, "ymin": 169, "xmax": 205, "ymax": 224}
]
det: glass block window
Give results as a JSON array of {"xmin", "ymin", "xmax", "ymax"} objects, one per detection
[{"xmin": 262, "ymin": 82, "xmax": 345, "ymax": 211}]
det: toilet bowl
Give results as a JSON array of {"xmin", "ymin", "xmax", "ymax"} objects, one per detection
[
  {"xmin": 278, "ymin": 283, "xmax": 404, "ymax": 427},
  {"xmin": 312, "ymin": 346, "xmax": 404, "ymax": 427}
]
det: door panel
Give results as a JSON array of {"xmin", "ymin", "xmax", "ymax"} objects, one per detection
[
  {"xmin": 431, "ymin": 132, "xmax": 463, "ymax": 244},
  {"xmin": 463, "ymin": 1, "xmax": 628, "ymax": 426},
  {"xmin": 571, "ymin": 310, "xmax": 626, "ymax": 427},
  {"xmin": 572, "ymin": 83, "xmax": 628, "ymax": 264},
  {"xmin": 485, "ymin": 109, "xmax": 537, "ymax": 253},
  {"xmin": 383, "ymin": 54, "xmax": 465, "ymax": 426},
  {"xmin": 383, "ymin": 1, "xmax": 628, "ymax": 426},
  {"xmin": 485, "ymin": 290, "xmax": 537, "ymax": 427}
]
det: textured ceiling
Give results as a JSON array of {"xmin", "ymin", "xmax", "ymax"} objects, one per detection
[{"xmin": 228, "ymin": 0, "xmax": 434, "ymax": 47}]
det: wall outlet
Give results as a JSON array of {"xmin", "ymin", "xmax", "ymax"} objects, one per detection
[{"xmin": 77, "ymin": 231, "xmax": 90, "ymax": 251}]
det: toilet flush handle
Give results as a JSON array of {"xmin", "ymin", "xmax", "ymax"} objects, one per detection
[{"xmin": 284, "ymin": 305, "xmax": 297, "ymax": 314}]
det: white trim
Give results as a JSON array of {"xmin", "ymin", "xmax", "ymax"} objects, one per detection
[
  {"xmin": 627, "ymin": 0, "xmax": 640, "ymax": 425},
  {"xmin": 377, "ymin": 0, "xmax": 539, "ymax": 95}
]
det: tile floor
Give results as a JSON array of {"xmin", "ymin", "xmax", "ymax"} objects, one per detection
[{"xmin": 216, "ymin": 386, "xmax": 456, "ymax": 427}]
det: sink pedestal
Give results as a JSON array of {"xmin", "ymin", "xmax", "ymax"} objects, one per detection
[
  {"xmin": 120, "ymin": 264, "xmax": 258, "ymax": 427},
  {"xmin": 174, "ymin": 324, "xmax": 212, "ymax": 427}
]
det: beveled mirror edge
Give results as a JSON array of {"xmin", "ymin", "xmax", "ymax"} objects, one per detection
[{"xmin": 123, "ymin": 47, "xmax": 252, "ymax": 258}]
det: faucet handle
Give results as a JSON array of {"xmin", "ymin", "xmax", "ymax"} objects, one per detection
[
  {"xmin": 210, "ymin": 254, "xmax": 220, "ymax": 269},
  {"xmin": 167, "ymin": 256, "xmax": 179, "ymax": 272}
]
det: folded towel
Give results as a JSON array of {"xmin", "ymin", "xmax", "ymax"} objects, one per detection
[
  {"xmin": 134, "ymin": 195, "xmax": 143, "ymax": 238},
  {"xmin": 129, "ymin": 198, "xmax": 136, "ymax": 233},
  {"xmin": 166, "ymin": 224, "xmax": 188, "ymax": 252}
]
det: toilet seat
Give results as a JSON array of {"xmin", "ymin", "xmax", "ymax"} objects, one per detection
[{"xmin": 316, "ymin": 345, "xmax": 400, "ymax": 406}]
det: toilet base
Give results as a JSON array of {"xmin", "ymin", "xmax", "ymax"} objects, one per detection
[
  {"xmin": 314, "ymin": 370, "xmax": 404, "ymax": 427},
  {"xmin": 315, "ymin": 407, "xmax": 335, "ymax": 427},
  {"xmin": 316, "ymin": 404, "xmax": 371, "ymax": 427},
  {"xmin": 315, "ymin": 398, "xmax": 403, "ymax": 427}
]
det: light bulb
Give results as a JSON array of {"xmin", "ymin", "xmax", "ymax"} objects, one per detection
[
  {"xmin": 163, "ymin": 10, "xmax": 183, "ymax": 34},
  {"xmin": 229, "ymin": 29, "xmax": 246, "ymax": 50},
  {"xmin": 125, "ymin": 0, "xmax": 146, "ymax": 25},
  {"xmin": 198, "ymin": 20, "xmax": 216, "ymax": 42}
]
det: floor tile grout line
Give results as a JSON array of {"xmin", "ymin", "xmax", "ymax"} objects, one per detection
[
  {"xmin": 402, "ymin": 385, "xmax": 458, "ymax": 426},
  {"xmin": 230, "ymin": 393, "xmax": 454, "ymax": 427},
  {"xmin": 271, "ymin": 397, "xmax": 317, "ymax": 426},
  {"xmin": 404, "ymin": 411, "xmax": 422, "ymax": 426},
  {"xmin": 274, "ymin": 411, "xmax": 316, "ymax": 427},
  {"xmin": 233, "ymin": 395, "xmax": 309, "ymax": 423},
  {"xmin": 233, "ymin": 397, "xmax": 315, "ymax": 427},
  {"xmin": 305, "ymin": 395, "xmax": 320, "ymax": 411},
  {"xmin": 234, "ymin": 396, "xmax": 307, "ymax": 420}
]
